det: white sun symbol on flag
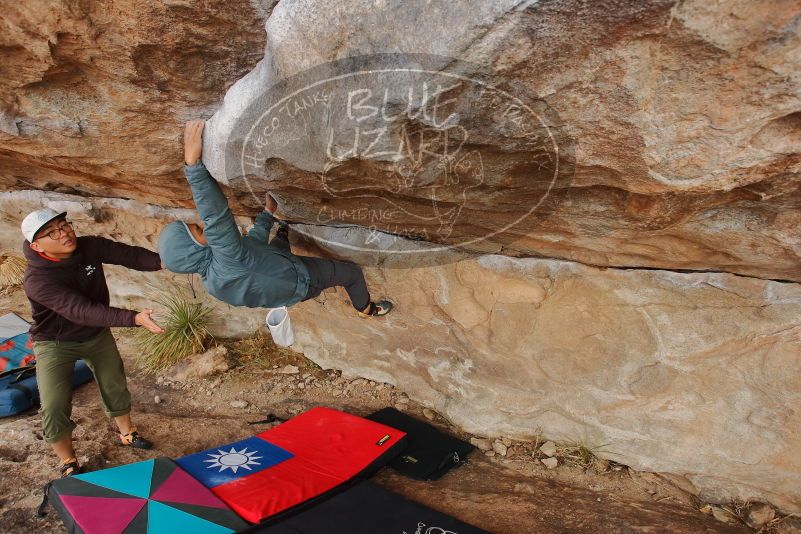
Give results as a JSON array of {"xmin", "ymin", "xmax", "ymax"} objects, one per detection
[{"xmin": 203, "ymin": 447, "xmax": 263, "ymax": 473}]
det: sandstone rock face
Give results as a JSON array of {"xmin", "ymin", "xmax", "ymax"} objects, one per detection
[
  {"xmin": 1, "ymin": 1, "xmax": 799, "ymax": 280},
  {"xmin": 203, "ymin": 0, "xmax": 801, "ymax": 280},
  {"xmin": 3, "ymin": 192, "xmax": 799, "ymax": 513},
  {"xmin": 2, "ymin": 0, "xmax": 801, "ymax": 517},
  {"xmin": 292, "ymin": 225, "xmax": 801, "ymax": 513},
  {"xmin": 0, "ymin": 0, "xmax": 268, "ymax": 205}
]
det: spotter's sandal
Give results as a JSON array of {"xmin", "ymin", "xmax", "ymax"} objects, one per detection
[
  {"xmin": 119, "ymin": 430, "xmax": 153, "ymax": 449},
  {"xmin": 60, "ymin": 457, "xmax": 84, "ymax": 478},
  {"xmin": 358, "ymin": 299, "xmax": 393, "ymax": 317}
]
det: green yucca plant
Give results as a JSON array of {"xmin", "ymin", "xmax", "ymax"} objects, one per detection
[
  {"xmin": 0, "ymin": 251, "xmax": 26, "ymax": 288},
  {"xmin": 135, "ymin": 285, "xmax": 214, "ymax": 372}
]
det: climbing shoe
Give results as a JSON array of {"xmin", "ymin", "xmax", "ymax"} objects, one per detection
[
  {"xmin": 59, "ymin": 457, "xmax": 84, "ymax": 478},
  {"xmin": 275, "ymin": 221, "xmax": 289, "ymax": 242},
  {"xmin": 358, "ymin": 299, "xmax": 394, "ymax": 318},
  {"xmin": 119, "ymin": 430, "xmax": 153, "ymax": 449}
]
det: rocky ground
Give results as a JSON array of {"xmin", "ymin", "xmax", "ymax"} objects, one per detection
[{"xmin": 1, "ymin": 315, "xmax": 799, "ymax": 534}]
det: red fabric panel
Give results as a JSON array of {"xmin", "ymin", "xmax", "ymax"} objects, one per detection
[
  {"xmin": 212, "ymin": 456, "xmax": 341, "ymax": 524},
  {"xmin": 150, "ymin": 466, "xmax": 230, "ymax": 510},
  {"xmin": 257, "ymin": 407, "xmax": 405, "ymax": 480},
  {"xmin": 214, "ymin": 407, "xmax": 405, "ymax": 523}
]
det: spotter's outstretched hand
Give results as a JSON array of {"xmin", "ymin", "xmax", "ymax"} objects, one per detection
[{"xmin": 135, "ymin": 309, "xmax": 165, "ymax": 334}]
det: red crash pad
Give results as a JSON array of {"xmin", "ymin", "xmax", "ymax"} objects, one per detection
[{"xmin": 177, "ymin": 407, "xmax": 407, "ymax": 523}]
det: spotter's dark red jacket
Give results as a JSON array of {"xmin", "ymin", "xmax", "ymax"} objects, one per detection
[{"xmin": 22, "ymin": 236, "xmax": 161, "ymax": 342}]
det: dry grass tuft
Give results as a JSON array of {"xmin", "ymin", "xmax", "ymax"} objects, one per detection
[
  {"xmin": 554, "ymin": 441, "xmax": 614, "ymax": 471},
  {"xmin": 0, "ymin": 251, "xmax": 26, "ymax": 288},
  {"xmin": 225, "ymin": 329, "xmax": 319, "ymax": 371}
]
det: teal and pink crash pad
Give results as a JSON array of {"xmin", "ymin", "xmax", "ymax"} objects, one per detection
[{"xmin": 47, "ymin": 457, "xmax": 248, "ymax": 533}]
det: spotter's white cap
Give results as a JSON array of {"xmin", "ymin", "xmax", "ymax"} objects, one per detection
[{"xmin": 21, "ymin": 208, "xmax": 67, "ymax": 243}]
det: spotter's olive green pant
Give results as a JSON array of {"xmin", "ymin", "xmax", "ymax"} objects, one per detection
[{"xmin": 34, "ymin": 328, "xmax": 131, "ymax": 443}]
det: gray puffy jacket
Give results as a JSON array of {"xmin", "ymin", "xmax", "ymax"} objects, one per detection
[{"xmin": 158, "ymin": 162, "xmax": 310, "ymax": 308}]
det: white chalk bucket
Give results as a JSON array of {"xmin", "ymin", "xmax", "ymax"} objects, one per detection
[{"xmin": 266, "ymin": 306, "xmax": 294, "ymax": 347}]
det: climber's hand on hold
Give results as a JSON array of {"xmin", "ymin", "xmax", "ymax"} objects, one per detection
[
  {"xmin": 184, "ymin": 120, "xmax": 205, "ymax": 166},
  {"xmin": 265, "ymin": 193, "xmax": 278, "ymax": 214}
]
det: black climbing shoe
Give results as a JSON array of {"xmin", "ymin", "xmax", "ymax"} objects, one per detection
[
  {"xmin": 358, "ymin": 299, "xmax": 394, "ymax": 318},
  {"xmin": 275, "ymin": 223, "xmax": 289, "ymax": 242}
]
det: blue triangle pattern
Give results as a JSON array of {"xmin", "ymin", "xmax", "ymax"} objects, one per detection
[
  {"xmin": 147, "ymin": 501, "xmax": 234, "ymax": 534},
  {"xmin": 74, "ymin": 459, "xmax": 155, "ymax": 499}
]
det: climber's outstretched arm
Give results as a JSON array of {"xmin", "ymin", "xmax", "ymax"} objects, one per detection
[
  {"xmin": 247, "ymin": 194, "xmax": 280, "ymax": 242},
  {"xmin": 183, "ymin": 120, "xmax": 243, "ymax": 258}
]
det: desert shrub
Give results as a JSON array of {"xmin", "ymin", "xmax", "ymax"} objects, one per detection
[{"xmin": 135, "ymin": 285, "xmax": 214, "ymax": 372}]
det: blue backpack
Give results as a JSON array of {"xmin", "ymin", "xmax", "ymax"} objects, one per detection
[{"xmin": 0, "ymin": 313, "xmax": 93, "ymax": 417}]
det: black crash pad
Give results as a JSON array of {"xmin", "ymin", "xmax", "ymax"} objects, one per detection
[
  {"xmin": 367, "ymin": 407, "xmax": 475, "ymax": 480},
  {"xmin": 247, "ymin": 480, "xmax": 489, "ymax": 534}
]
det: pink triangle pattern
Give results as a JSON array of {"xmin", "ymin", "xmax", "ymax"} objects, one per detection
[
  {"xmin": 150, "ymin": 467, "xmax": 229, "ymax": 509},
  {"xmin": 59, "ymin": 495, "xmax": 146, "ymax": 533}
]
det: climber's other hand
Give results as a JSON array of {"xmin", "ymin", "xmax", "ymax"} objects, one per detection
[{"xmin": 184, "ymin": 120, "xmax": 205, "ymax": 166}]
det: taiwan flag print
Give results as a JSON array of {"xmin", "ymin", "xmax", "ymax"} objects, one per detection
[
  {"xmin": 178, "ymin": 436, "xmax": 294, "ymax": 488},
  {"xmin": 176, "ymin": 407, "xmax": 407, "ymax": 523}
]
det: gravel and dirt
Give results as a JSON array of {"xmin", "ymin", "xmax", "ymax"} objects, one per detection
[{"xmin": 1, "ymin": 286, "xmax": 798, "ymax": 533}]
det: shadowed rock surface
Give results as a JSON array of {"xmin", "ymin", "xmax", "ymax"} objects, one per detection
[{"xmin": 3, "ymin": 0, "xmax": 799, "ymax": 278}]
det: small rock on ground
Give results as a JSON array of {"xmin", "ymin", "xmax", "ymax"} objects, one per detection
[
  {"xmin": 492, "ymin": 440, "xmax": 508, "ymax": 456},
  {"xmin": 470, "ymin": 437, "xmax": 493, "ymax": 451},
  {"xmin": 541, "ymin": 457, "xmax": 558, "ymax": 469},
  {"xmin": 229, "ymin": 400, "xmax": 249, "ymax": 409},
  {"xmin": 745, "ymin": 502, "xmax": 775, "ymax": 529},
  {"xmin": 710, "ymin": 506, "xmax": 738, "ymax": 525},
  {"xmin": 539, "ymin": 441, "xmax": 557, "ymax": 457},
  {"xmin": 164, "ymin": 345, "xmax": 230, "ymax": 382}
]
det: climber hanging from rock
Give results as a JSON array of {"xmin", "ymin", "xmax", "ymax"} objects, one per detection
[{"xmin": 158, "ymin": 120, "xmax": 393, "ymax": 318}]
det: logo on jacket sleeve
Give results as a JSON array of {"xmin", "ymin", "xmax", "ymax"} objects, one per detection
[{"xmin": 84, "ymin": 265, "xmax": 97, "ymax": 276}]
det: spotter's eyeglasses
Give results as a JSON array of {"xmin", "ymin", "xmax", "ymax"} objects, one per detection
[{"xmin": 38, "ymin": 221, "xmax": 74, "ymax": 241}]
